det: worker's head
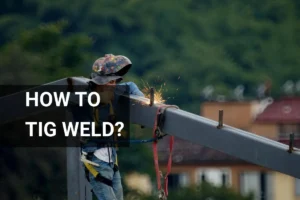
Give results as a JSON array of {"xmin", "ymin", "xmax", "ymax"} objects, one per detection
[
  {"xmin": 89, "ymin": 73, "xmax": 118, "ymax": 104},
  {"xmin": 92, "ymin": 54, "xmax": 132, "ymax": 79},
  {"xmin": 89, "ymin": 53, "xmax": 132, "ymax": 103}
]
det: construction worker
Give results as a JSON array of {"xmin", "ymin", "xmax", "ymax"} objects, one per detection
[
  {"xmin": 91, "ymin": 54, "xmax": 144, "ymax": 96},
  {"xmin": 71, "ymin": 54, "xmax": 144, "ymax": 200}
]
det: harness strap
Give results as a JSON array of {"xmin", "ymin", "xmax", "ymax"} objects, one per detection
[
  {"xmin": 95, "ymin": 174, "xmax": 113, "ymax": 187},
  {"xmin": 152, "ymin": 105, "xmax": 179, "ymax": 198},
  {"xmin": 93, "ymin": 102, "xmax": 119, "ymax": 166},
  {"xmin": 83, "ymin": 162, "xmax": 113, "ymax": 187}
]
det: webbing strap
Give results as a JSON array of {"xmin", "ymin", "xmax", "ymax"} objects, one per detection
[
  {"xmin": 83, "ymin": 161, "xmax": 113, "ymax": 187},
  {"xmin": 83, "ymin": 162, "xmax": 99, "ymax": 177},
  {"xmin": 95, "ymin": 174, "xmax": 113, "ymax": 187},
  {"xmin": 152, "ymin": 105, "xmax": 178, "ymax": 197}
]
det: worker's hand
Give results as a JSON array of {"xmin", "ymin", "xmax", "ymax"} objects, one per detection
[{"xmin": 120, "ymin": 82, "xmax": 145, "ymax": 97}]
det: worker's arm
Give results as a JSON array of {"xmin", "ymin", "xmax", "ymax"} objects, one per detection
[{"xmin": 119, "ymin": 82, "xmax": 144, "ymax": 97}]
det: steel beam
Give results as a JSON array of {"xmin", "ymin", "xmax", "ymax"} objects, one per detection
[
  {"xmin": 67, "ymin": 77, "xmax": 300, "ymax": 179},
  {"xmin": 128, "ymin": 96, "xmax": 300, "ymax": 179}
]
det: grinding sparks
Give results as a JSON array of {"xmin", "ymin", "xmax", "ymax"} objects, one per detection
[{"xmin": 141, "ymin": 81, "xmax": 165, "ymax": 104}]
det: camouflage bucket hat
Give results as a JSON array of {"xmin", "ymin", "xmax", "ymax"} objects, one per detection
[{"xmin": 92, "ymin": 54, "xmax": 132, "ymax": 76}]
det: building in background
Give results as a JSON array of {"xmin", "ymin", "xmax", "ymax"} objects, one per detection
[{"xmin": 158, "ymin": 97, "xmax": 300, "ymax": 200}]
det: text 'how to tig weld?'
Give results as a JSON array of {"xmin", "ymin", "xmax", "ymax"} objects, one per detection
[{"xmin": 25, "ymin": 121, "xmax": 125, "ymax": 137}]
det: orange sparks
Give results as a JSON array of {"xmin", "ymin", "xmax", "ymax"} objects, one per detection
[{"xmin": 141, "ymin": 80, "xmax": 165, "ymax": 104}]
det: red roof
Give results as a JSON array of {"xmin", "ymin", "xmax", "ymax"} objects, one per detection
[
  {"xmin": 156, "ymin": 136, "xmax": 300, "ymax": 165},
  {"xmin": 255, "ymin": 97, "xmax": 300, "ymax": 123}
]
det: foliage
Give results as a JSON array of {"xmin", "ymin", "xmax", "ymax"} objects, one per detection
[
  {"xmin": 1, "ymin": 0, "xmax": 300, "ymax": 111},
  {"xmin": 0, "ymin": 20, "xmax": 92, "ymax": 85},
  {"xmin": 0, "ymin": 148, "xmax": 66, "ymax": 200}
]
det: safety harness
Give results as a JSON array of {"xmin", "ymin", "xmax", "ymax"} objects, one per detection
[{"xmin": 81, "ymin": 101, "xmax": 119, "ymax": 187}]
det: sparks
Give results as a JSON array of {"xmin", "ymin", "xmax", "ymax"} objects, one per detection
[{"xmin": 141, "ymin": 80, "xmax": 166, "ymax": 104}]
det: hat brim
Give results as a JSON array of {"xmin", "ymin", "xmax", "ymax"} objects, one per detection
[
  {"xmin": 115, "ymin": 64, "xmax": 132, "ymax": 76},
  {"xmin": 89, "ymin": 75, "xmax": 123, "ymax": 85}
]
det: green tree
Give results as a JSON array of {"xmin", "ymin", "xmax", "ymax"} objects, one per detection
[
  {"xmin": 2, "ymin": 0, "xmax": 300, "ymax": 111},
  {"xmin": 0, "ymin": 20, "xmax": 92, "ymax": 85}
]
